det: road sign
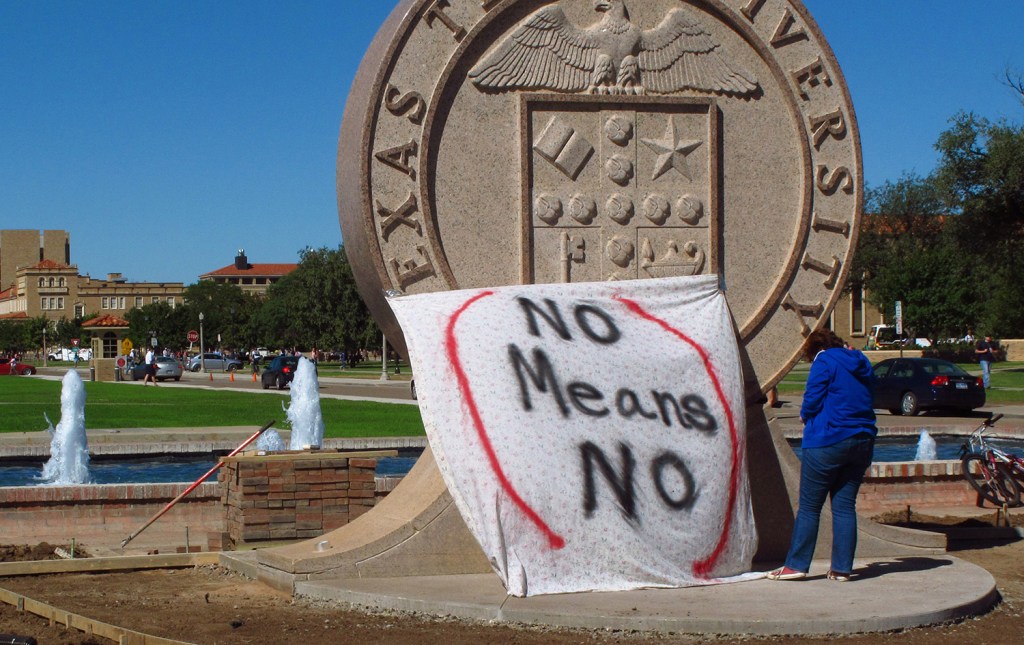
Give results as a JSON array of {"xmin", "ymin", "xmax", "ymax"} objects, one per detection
[
  {"xmin": 187, "ymin": 330, "xmax": 199, "ymax": 343},
  {"xmin": 71, "ymin": 338, "xmax": 79, "ymax": 347},
  {"xmin": 121, "ymin": 338, "xmax": 133, "ymax": 355},
  {"xmin": 894, "ymin": 301, "xmax": 903, "ymax": 335}
]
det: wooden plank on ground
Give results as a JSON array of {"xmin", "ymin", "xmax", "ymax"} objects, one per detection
[{"xmin": 0, "ymin": 552, "xmax": 219, "ymax": 576}]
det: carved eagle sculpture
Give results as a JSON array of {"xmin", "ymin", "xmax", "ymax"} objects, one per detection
[{"xmin": 469, "ymin": 0, "xmax": 759, "ymax": 96}]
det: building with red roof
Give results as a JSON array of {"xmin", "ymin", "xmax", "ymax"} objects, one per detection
[{"xmin": 198, "ymin": 250, "xmax": 297, "ymax": 296}]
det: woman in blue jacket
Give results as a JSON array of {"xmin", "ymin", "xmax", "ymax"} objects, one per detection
[{"xmin": 768, "ymin": 328, "xmax": 877, "ymax": 582}]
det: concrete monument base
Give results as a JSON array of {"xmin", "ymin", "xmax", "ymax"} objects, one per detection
[{"xmin": 244, "ymin": 401, "xmax": 945, "ymax": 587}]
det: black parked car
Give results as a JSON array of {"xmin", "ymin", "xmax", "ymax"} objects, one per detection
[
  {"xmin": 872, "ymin": 357, "xmax": 985, "ymax": 416},
  {"xmin": 261, "ymin": 355, "xmax": 301, "ymax": 390}
]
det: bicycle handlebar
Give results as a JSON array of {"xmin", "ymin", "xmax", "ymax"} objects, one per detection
[{"xmin": 988, "ymin": 413, "xmax": 1004, "ymax": 425}]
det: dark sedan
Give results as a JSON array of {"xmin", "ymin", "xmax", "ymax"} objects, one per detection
[
  {"xmin": 872, "ymin": 357, "xmax": 985, "ymax": 416},
  {"xmin": 261, "ymin": 355, "xmax": 301, "ymax": 390}
]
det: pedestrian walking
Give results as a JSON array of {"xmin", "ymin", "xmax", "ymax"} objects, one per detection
[
  {"xmin": 975, "ymin": 334, "xmax": 995, "ymax": 389},
  {"xmin": 142, "ymin": 348, "xmax": 158, "ymax": 386}
]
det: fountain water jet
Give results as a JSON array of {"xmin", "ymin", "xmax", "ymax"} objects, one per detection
[
  {"xmin": 914, "ymin": 429, "xmax": 937, "ymax": 461},
  {"xmin": 286, "ymin": 357, "xmax": 324, "ymax": 450},
  {"xmin": 41, "ymin": 370, "xmax": 91, "ymax": 484},
  {"xmin": 257, "ymin": 428, "xmax": 287, "ymax": 452}
]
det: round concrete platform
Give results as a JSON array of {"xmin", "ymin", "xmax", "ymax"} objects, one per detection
[{"xmin": 292, "ymin": 556, "xmax": 997, "ymax": 636}]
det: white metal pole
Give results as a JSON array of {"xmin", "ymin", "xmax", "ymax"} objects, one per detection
[{"xmin": 380, "ymin": 332, "xmax": 390, "ymax": 381}]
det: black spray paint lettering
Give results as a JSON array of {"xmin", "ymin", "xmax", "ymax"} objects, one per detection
[
  {"xmin": 508, "ymin": 343, "xmax": 718, "ymax": 431},
  {"xmin": 581, "ymin": 441, "xmax": 698, "ymax": 522},
  {"xmin": 517, "ymin": 297, "xmax": 621, "ymax": 344}
]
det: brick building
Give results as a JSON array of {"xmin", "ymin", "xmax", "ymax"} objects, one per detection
[
  {"xmin": 0, "ymin": 229, "xmax": 69, "ymax": 291},
  {"xmin": 0, "ymin": 259, "xmax": 183, "ymax": 323},
  {"xmin": 199, "ymin": 249, "xmax": 297, "ymax": 296}
]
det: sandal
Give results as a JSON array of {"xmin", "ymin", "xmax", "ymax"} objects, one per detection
[
  {"xmin": 766, "ymin": 566, "xmax": 806, "ymax": 580},
  {"xmin": 827, "ymin": 570, "xmax": 851, "ymax": 582}
]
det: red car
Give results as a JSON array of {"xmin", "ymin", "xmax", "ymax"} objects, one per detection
[{"xmin": 0, "ymin": 358, "xmax": 36, "ymax": 376}]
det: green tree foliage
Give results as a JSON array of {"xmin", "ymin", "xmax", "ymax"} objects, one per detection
[
  {"xmin": 125, "ymin": 301, "xmax": 191, "ymax": 351},
  {"xmin": 180, "ymin": 281, "xmax": 259, "ymax": 352},
  {"xmin": 934, "ymin": 110, "xmax": 1024, "ymax": 337},
  {"xmin": 853, "ymin": 175, "xmax": 973, "ymax": 340},
  {"xmin": 53, "ymin": 317, "xmax": 84, "ymax": 349},
  {"xmin": 254, "ymin": 246, "xmax": 379, "ymax": 354}
]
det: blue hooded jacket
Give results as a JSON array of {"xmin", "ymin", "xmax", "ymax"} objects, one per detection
[{"xmin": 799, "ymin": 347, "xmax": 877, "ymax": 449}]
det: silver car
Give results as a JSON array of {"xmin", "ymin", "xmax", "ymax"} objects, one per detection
[
  {"xmin": 187, "ymin": 352, "xmax": 243, "ymax": 372},
  {"xmin": 125, "ymin": 356, "xmax": 184, "ymax": 382}
]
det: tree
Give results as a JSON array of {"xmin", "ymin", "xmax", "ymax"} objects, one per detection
[
  {"xmin": 125, "ymin": 301, "xmax": 191, "ymax": 352},
  {"xmin": 852, "ymin": 175, "xmax": 973, "ymax": 340},
  {"xmin": 253, "ymin": 246, "xmax": 378, "ymax": 354},
  {"xmin": 180, "ymin": 281, "xmax": 258, "ymax": 352},
  {"xmin": 934, "ymin": 110, "xmax": 1024, "ymax": 336},
  {"xmin": 52, "ymin": 316, "xmax": 84, "ymax": 349}
]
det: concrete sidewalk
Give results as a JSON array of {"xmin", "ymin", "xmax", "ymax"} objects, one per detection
[{"xmin": 221, "ymin": 551, "xmax": 997, "ymax": 636}]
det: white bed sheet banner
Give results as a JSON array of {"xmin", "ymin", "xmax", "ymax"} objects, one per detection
[{"xmin": 387, "ymin": 274, "xmax": 759, "ymax": 596}]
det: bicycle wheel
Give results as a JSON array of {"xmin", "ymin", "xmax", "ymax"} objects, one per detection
[{"xmin": 962, "ymin": 453, "xmax": 1022, "ymax": 507}]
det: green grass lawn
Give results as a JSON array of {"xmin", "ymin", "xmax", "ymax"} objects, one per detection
[
  {"xmin": 0, "ymin": 378, "xmax": 425, "ymax": 437},
  {"xmin": 777, "ymin": 359, "xmax": 1024, "ymax": 404}
]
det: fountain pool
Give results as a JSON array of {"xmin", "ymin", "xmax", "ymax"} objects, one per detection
[
  {"xmin": 789, "ymin": 434, "xmax": 1024, "ymax": 462},
  {"xmin": 0, "ymin": 451, "xmax": 421, "ymax": 488}
]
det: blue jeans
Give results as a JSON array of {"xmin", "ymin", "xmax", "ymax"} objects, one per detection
[
  {"xmin": 980, "ymin": 360, "xmax": 991, "ymax": 388},
  {"xmin": 785, "ymin": 433, "xmax": 875, "ymax": 574}
]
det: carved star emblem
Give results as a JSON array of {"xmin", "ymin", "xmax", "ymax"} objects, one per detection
[{"xmin": 641, "ymin": 119, "xmax": 702, "ymax": 181}]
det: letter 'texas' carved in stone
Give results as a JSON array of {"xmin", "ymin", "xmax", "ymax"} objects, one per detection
[{"xmin": 469, "ymin": 0, "xmax": 760, "ymax": 96}]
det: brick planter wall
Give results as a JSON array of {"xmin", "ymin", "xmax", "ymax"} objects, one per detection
[
  {"xmin": 0, "ymin": 483, "xmax": 221, "ymax": 550},
  {"xmin": 858, "ymin": 460, "xmax": 984, "ymax": 514},
  {"xmin": 219, "ymin": 451, "xmax": 391, "ymax": 546}
]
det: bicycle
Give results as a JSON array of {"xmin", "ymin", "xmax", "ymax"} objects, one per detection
[{"xmin": 960, "ymin": 413, "xmax": 1023, "ymax": 507}]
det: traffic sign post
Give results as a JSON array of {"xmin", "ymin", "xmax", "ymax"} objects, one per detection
[
  {"xmin": 187, "ymin": 330, "xmax": 199, "ymax": 343},
  {"xmin": 895, "ymin": 301, "xmax": 904, "ymax": 358}
]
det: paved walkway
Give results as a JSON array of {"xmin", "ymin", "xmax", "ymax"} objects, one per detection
[{"xmin": 284, "ymin": 557, "xmax": 995, "ymax": 636}]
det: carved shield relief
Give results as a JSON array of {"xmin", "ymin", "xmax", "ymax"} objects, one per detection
[
  {"xmin": 339, "ymin": 0, "xmax": 863, "ymax": 390},
  {"xmin": 524, "ymin": 96, "xmax": 719, "ymax": 285}
]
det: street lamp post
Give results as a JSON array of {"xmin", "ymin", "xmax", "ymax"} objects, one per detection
[
  {"xmin": 199, "ymin": 312, "xmax": 206, "ymax": 373},
  {"xmin": 42, "ymin": 325, "xmax": 47, "ymax": 368}
]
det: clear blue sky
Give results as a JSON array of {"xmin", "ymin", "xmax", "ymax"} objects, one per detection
[{"xmin": 1, "ymin": 1, "xmax": 1021, "ymax": 285}]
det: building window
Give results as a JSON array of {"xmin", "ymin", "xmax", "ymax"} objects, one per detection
[
  {"xmin": 74, "ymin": 303, "xmax": 84, "ymax": 318},
  {"xmin": 152, "ymin": 296, "xmax": 159, "ymax": 304},
  {"xmin": 118, "ymin": 296, "xmax": 126, "ymax": 309},
  {"xmin": 851, "ymin": 285, "xmax": 865, "ymax": 336},
  {"xmin": 167, "ymin": 296, "xmax": 175, "ymax": 307},
  {"xmin": 48, "ymin": 277, "xmax": 55, "ymax": 287},
  {"xmin": 58, "ymin": 277, "xmax": 65, "ymax": 287},
  {"xmin": 38, "ymin": 278, "xmax": 45, "ymax": 287},
  {"xmin": 102, "ymin": 297, "xmax": 109, "ymax": 309},
  {"xmin": 102, "ymin": 332, "xmax": 118, "ymax": 359},
  {"xmin": 135, "ymin": 296, "xmax": 143, "ymax": 308},
  {"xmin": 41, "ymin": 298, "xmax": 47, "ymax": 310}
]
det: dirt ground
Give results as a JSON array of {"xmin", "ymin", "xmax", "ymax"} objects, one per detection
[{"xmin": 1, "ymin": 515, "xmax": 1024, "ymax": 645}]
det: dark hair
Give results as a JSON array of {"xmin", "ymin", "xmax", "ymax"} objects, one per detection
[{"xmin": 802, "ymin": 328, "xmax": 845, "ymax": 362}]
